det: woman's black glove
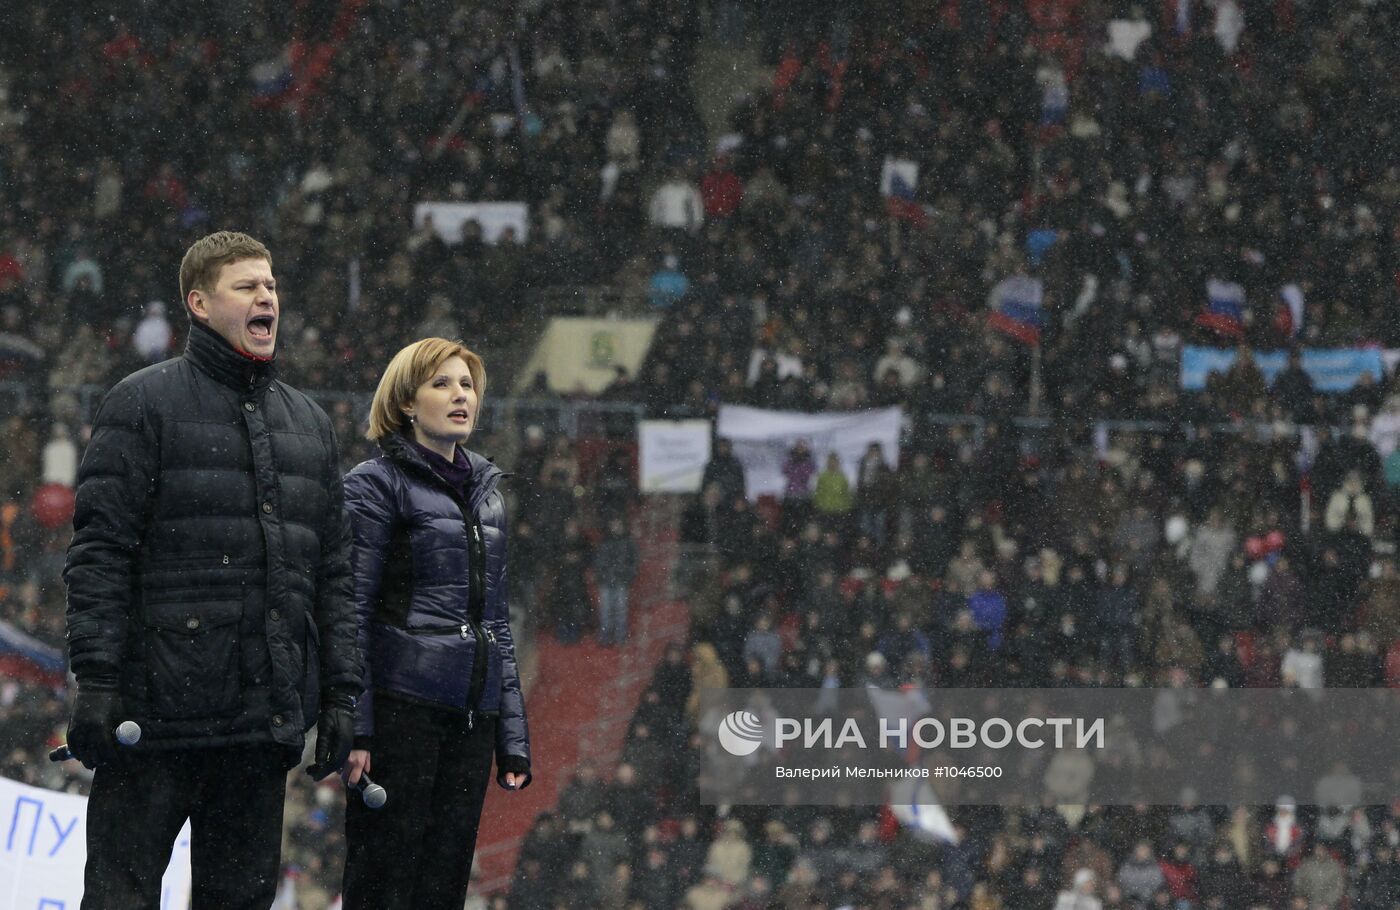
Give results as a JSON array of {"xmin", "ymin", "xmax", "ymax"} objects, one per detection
[
  {"xmin": 306, "ymin": 690, "xmax": 357, "ymax": 780},
  {"xmin": 497, "ymin": 754, "xmax": 532, "ymax": 790},
  {"xmin": 67, "ymin": 685, "xmax": 122, "ymax": 770}
]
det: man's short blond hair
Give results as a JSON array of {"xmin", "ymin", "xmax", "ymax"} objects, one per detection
[
  {"xmin": 367, "ymin": 338, "xmax": 487, "ymax": 442},
  {"xmin": 179, "ymin": 231, "xmax": 272, "ymax": 306}
]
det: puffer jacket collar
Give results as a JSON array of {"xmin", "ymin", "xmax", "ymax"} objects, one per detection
[
  {"xmin": 184, "ymin": 320, "xmax": 277, "ymax": 394},
  {"xmin": 379, "ymin": 432, "xmax": 505, "ymax": 510}
]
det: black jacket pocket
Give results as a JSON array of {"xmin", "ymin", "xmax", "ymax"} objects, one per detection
[{"xmin": 144, "ymin": 600, "xmax": 243, "ymax": 719}]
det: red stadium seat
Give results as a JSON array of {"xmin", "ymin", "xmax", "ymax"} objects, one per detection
[{"xmin": 1386, "ymin": 641, "xmax": 1400, "ymax": 688}]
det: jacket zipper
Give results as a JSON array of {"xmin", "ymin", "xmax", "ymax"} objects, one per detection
[
  {"xmin": 464, "ymin": 515, "xmax": 487, "ymax": 728},
  {"xmin": 403, "ymin": 623, "xmax": 471, "ymax": 635},
  {"xmin": 461, "ymin": 504, "xmax": 490, "ymax": 730}
]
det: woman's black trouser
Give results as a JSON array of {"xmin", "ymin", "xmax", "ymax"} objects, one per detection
[{"xmin": 342, "ymin": 694, "xmax": 497, "ymax": 910}]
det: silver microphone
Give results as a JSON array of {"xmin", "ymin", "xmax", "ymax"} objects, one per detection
[
  {"xmin": 50, "ymin": 720, "xmax": 142, "ymax": 762},
  {"xmin": 351, "ymin": 773, "xmax": 388, "ymax": 809}
]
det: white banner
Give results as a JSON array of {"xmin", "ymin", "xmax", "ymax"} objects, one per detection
[
  {"xmin": 715, "ymin": 405, "xmax": 903, "ymax": 500},
  {"xmin": 1, "ymin": 774, "xmax": 191, "ymax": 909},
  {"xmin": 412, "ymin": 202, "xmax": 529, "ymax": 245},
  {"xmin": 639, "ymin": 420, "xmax": 712, "ymax": 493}
]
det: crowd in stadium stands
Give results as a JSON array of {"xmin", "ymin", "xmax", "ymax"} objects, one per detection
[{"xmin": 7, "ymin": 0, "xmax": 1400, "ymax": 906}]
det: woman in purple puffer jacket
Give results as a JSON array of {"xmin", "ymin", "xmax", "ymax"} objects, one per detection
[{"xmin": 339, "ymin": 337, "xmax": 532, "ymax": 910}]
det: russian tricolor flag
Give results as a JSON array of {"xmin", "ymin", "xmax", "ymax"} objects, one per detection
[
  {"xmin": 0, "ymin": 619, "xmax": 66, "ymax": 687},
  {"xmin": 885, "ymin": 778, "xmax": 959, "ymax": 844},
  {"xmin": 1196, "ymin": 278, "xmax": 1246, "ymax": 340},
  {"xmin": 868, "ymin": 686, "xmax": 959, "ymax": 845},
  {"xmin": 881, "ymin": 157, "xmax": 927, "ymax": 227},
  {"xmin": 249, "ymin": 49, "xmax": 296, "ymax": 102},
  {"xmin": 1276, "ymin": 283, "xmax": 1305, "ymax": 339},
  {"xmin": 987, "ymin": 274, "xmax": 1045, "ymax": 345}
]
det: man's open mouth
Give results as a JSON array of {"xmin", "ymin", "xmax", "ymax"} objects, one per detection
[{"xmin": 248, "ymin": 315, "xmax": 275, "ymax": 338}]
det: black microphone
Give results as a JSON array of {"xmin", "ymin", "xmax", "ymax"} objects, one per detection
[
  {"xmin": 350, "ymin": 773, "xmax": 387, "ymax": 809},
  {"xmin": 49, "ymin": 720, "xmax": 143, "ymax": 762}
]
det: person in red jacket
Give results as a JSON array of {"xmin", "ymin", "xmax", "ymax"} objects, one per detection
[
  {"xmin": 700, "ymin": 153, "xmax": 744, "ymax": 219},
  {"xmin": 1159, "ymin": 841, "xmax": 1200, "ymax": 905}
]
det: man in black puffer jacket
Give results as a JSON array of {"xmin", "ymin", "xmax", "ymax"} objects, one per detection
[{"xmin": 62, "ymin": 231, "xmax": 361, "ymax": 910}]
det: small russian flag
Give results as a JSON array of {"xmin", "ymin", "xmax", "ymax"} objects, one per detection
[
  {"xmin": 882, "ymin": 157, "xmax": 927, "ymax": 227},
  {"xmin": 885, "ymin": 172, "xmax": 927, "ymax": 227},
  {"xmin": 1275, "ymin": 283, "xmax": 1305, "ymax": 339},
  {"xmin": 0, "ymin": 619, "xmax": 66, "ymax": 687},
  {"xmin": 1196, "ymin": 278, "xmax": 1246, "ymax": 340},
  {"xmin": 987, "ymin": 274, "xmax": 1045, "ymax": 345},
  {"xmin": 887, "ymin": 777, "xmax": 960, "ymax": 844}
]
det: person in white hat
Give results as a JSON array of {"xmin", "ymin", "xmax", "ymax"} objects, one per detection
[{"xmin": 1054, "ymin": 867, "xmax": 1104, "ymax": 910}]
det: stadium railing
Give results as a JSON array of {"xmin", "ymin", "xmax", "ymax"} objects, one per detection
[{"xmin": 0, "ymin": 381, "xmax": 1343, "ymax": 449}]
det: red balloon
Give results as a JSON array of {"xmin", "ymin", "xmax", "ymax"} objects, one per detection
[{"xmin": 32, "ymin": 483, "xmax": 76, "ymax": 530}]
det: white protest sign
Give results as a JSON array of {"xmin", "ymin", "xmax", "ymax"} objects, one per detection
[
  {"xmin": 1, "ymin": 774, "xmax": 191, "ymax": 909},
  {"xmin": 639, "ymin": 420, "xmax": 712, "ymax": 493}
]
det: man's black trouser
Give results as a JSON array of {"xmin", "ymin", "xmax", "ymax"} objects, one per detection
[
  {"xmin": 342, "ymin": 695, "xmax": 496, "ymax": 910},
  {"xmin": 81, "ymin": 744, "xmax": 289, "ymax": 910}
]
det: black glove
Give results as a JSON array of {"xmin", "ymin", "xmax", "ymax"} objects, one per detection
[
  {"xmin": 67, "ymin": 686, "xmax": 122, "ymax": 770},
  {"xmin": 496, "ymin": 753, "xmax": 532, "ymax": 790},
  {"xmin": 306, "ymin": 690, "xmax": 356, "ymax": 781}
]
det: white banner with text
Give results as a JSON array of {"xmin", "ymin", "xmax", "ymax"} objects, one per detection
[
  {"xmin": 638, "ymin": 420, "xmax": 712, "ymax": 493},
  {"xmin": 1, "ymin": 774, "xmax": 191, "ymax": 909}
]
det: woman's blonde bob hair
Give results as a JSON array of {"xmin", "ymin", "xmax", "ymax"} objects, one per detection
[{"xmin": 366, "ymin": 338, "xmax": 486, "ymax": 443}]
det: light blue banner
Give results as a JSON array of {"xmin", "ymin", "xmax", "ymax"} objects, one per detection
[{"xmin": 1181, "ymin": 346, "xmax": 1384, "ymax": 392}]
